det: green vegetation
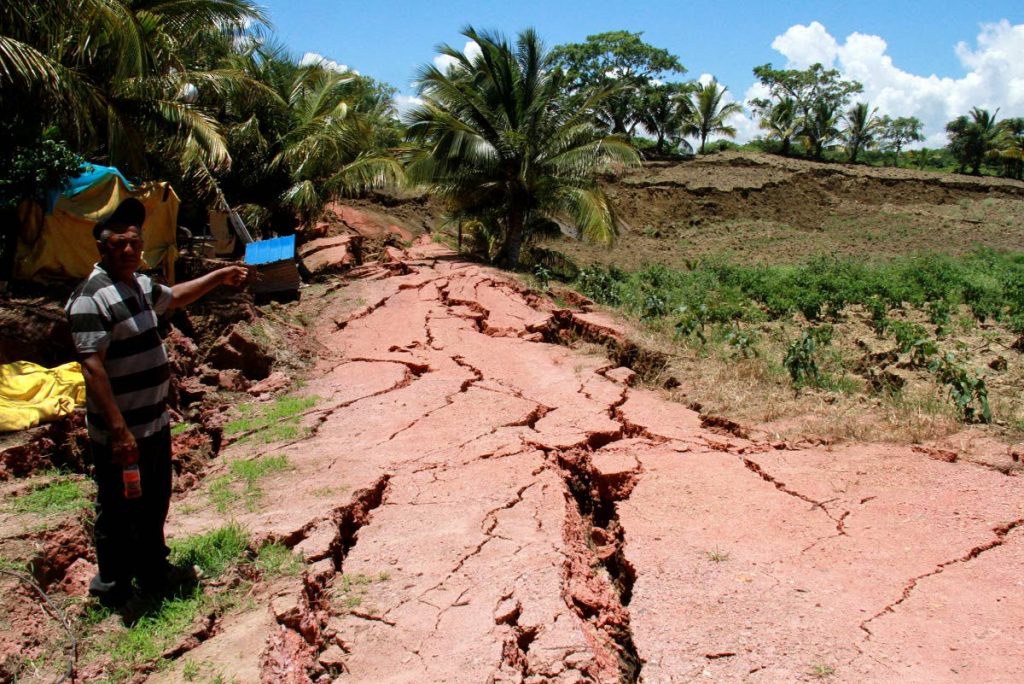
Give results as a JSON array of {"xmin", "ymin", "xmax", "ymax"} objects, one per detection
[
  {"xmin": 334, "ymin": 572, "xmax": 390, "ymax": 612},
  {"xmin": 208, "ymin": 453, "xmax": 293, "ymax": 512},
  {"xmin": 550, "ymin": 31, "xmax": 686, "ymax": 137},
  {"xmin": 169, "ymin": 524, "xmax": 250, "ymax": 577},
  {"xmin": 575, "ymin": 250, "xmax": 1024, "ymax": 330},
  {"xmin": 254, "ymin": 542, "xmax": 304, "ymax": 577},
  {"xmin": 705, "ymin": 548, "xmax": 730, "ymax": 562},
  {"xmin": 9, "ymin": 477, "xmax": 90, "ymax": 514},
  {"xmin": 87, "ymin": 525, "xmax": 249, "ymax": 681},
  {"xmin": 679, "ymin": 80, "xmax": 743, "ymax": 154},
  {"xmin": 810, "ymin": 663, "xmax": 837, "ymax": 678},
  {"xmin": 574, "ymin": 249, "xmax": 1022, "ymax": 423},
  {"xmin": 406, "ymin": 27, "xmax": 641, "ymax": 268},
  {"xmin": 224, "ymin": 395, "xmax": 318, "ymax": 443}
]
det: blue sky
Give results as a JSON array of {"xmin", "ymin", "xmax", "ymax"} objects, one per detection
[{"xmin": 259, "ymin": 1, "xmax": 1024, "ymax": 146}]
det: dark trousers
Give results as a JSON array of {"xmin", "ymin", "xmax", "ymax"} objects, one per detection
[{"xmin": 89, "ymin": 426, "xmax": 172, "ymax": 596}]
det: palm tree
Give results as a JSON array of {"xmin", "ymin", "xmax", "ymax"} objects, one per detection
[
  {"xmin": 759, "ymin": 97, "xmax": 798, "ymax": 156},
  {"xmin": 405, "ymin": 27, "xmax": 640, "ymax": 268},
  {"xmin": 1, "ymin": 0, "xmax": 267, "ymax": 175},
  {"xmin": 947, "ymin": 107, "xmax": 1000, "ymax": 175},
  {"xmin": 678, "ymin": 80, "xmax": 743, "ymax": 154},
  {"xmin": 636, "ymin": 82, "xmax": 691, "ymax": 156},
  {"xmin": 800, "ymin": 99, "xmax": 841, "ymax": 160},
  {"xmin": 841, "ymin": 102, "xmax": 881, "ymax": 163},
  {"xmin": 273, "ymin": 65, "xmax": 403, "ymax": 224},
  {"xmin": 994, "ymin": 117, "xmax": 1023, "ymax": 180}
]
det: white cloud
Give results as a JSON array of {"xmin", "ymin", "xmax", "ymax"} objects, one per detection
[
  {"xmin": 300, "ymin": 51, "xmax": 359, "ymax": 75},
  {"xmin": 772, "ymin": 21, "xmax": 839, "ymax": 69},
  {"xmin": 732, "ymin": 20, "xmax": 1024, "ymax": 148},
  {"xmin": 394, "ymin": 94, "xmax": 425, "ymax": 119},
  {"xmin": 433, "ymin": 40, "xmax": 482, "ymax": 73}
]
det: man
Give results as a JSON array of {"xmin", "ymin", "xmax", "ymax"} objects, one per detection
[{"xmin": 66, "ymin": 197, "xmax": 249, "ymax": 606}]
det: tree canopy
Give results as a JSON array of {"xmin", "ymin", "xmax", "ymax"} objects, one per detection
[{"xmin": 550, "ymin": 31, "xmax": 685, "ymax": 136}]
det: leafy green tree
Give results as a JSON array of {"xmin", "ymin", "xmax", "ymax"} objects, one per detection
[
  {"xmin": 405, "ymin": 27, "xmax": 640, "ymax": 268},
  {"xmin": 194, "ymin": 41, "xmax": 403, "ymax": 231},
  {"xmin": 678, "ymin": 80, "xmax": 743, "ymax": 154},
  {"xmin": 880, "ymin": 116, "xmax": 924, "ymax": 167},
  {"xmin": 751, "ymin": 63, "xmax": 862, "ymax": 159},
  {"xmin": 636, "ymin": 82, "xmax": 692, "ymax": 155},
  {"xmin": 550, "ymin": 31, "xmax": 685, "ymax": 135},
  {"xmin": 841, "ymin": 102, "xmax": 881, "ymax": 163},
  {"xmin": 758, "ymin": 97, "xmax": 799, "ymax": 156}
]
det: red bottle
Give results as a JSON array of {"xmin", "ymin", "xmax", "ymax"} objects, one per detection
[{"xmin": 123, "ymin": 464, "xmax": 142, "ymax": 499}]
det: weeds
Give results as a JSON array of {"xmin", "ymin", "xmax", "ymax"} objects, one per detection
[
  {"xmin": 705, "ymin": 548, "xmax": 730, "ymax": 562},
  {"xmin": 224, "ymin": 395, "xmax": 318, "ymax": 444},
  {"xmin": 88, "ymin": 525, "xmax": 250, "ymax": 681},
  {"xmin": 334, "ymin": 572, "xmax": 390, "ymax": 612},
  {"xmin": 207, "ymin": 454, "xmax": 293, "ymax": 513},
  {"xmin": 931, "ymin": 354, "xmax": 992, "ymax": 424},
  {"xmin": 809, "ymin": 662, "xmax": 836, "ymax": 678},
  {"xmin": 9, "ymin": 477, "xmax": 89, "ymax": 514},
  {"xmin": 254, "ymin": 542, "xmax": 303, "ymax": 577},
  {"xmin": 168, "ymin": 523, "xmax": 250, "ymax": 577}
]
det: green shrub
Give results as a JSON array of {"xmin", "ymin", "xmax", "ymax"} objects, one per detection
[{"xmin": 930, "ymin": 354, "xmax": 991, "ymax": 423}]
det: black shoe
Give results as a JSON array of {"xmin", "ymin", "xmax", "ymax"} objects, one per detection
[
  {"xmin": 89, "ymin": 574, "xmax": 134, "ymax": 609},
  {"xmin": 137, "ymin": 562, "xmax": 199, "ymax": 598}
]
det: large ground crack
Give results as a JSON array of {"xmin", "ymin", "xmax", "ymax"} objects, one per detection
[
  {"xmin": 260, "ymin": 475, "xmax": 391, "ymax": 681},
  {"xmin": 550, "ymin": 447, "xmax": 643, "ymax": 683}
]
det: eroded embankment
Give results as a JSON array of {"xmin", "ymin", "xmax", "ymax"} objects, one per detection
[{"xmin": 146, "ymin": 242, "xmax": 1024, "ymax": 683}]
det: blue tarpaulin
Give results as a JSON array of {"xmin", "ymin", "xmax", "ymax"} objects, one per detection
[
  {"xmin": 46, "ymin": 164, "xmax": 134, "ymax": 213},
  {"xmin": 245, "ymin": 235, "xmax": 296, "ymax": 265}
]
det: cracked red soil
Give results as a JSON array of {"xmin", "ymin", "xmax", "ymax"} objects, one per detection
[{"xmin": 151, "ymin": 242, "xmax": 1024, "ymax": 683}]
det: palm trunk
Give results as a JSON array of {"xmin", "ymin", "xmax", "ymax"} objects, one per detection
[{"xmin": 499, "ymin": 201, "xmax": 526, "ymax": 269}]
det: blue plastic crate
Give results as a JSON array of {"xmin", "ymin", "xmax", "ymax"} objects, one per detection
[{"xmin": 244, "ymin": 235, "xmax": 296, "ymax": 265}]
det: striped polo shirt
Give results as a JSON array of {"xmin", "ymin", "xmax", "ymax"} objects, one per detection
[{"xmin": 66, "ymin": 264, "xmax": 173, "ymax": 444}]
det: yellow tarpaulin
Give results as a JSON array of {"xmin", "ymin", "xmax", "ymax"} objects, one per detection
[
  {"xmin": 15, "ymin": 176, "xmax": 179, "ymax": 284},
  {"xmin": 0, "ymin": 361, "xmax": 86, "ymax": 433}
]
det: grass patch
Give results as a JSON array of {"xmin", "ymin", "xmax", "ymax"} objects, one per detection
[
  {"xmin": 92, "ymin": 584, "xmax": 247, "ymax": 682},
  {"xmin": 169, "ymin": 523, "xmax": 249, "ymax": 578},
  {"xmin": 254, "ymin": 542, "xmax": 304, "ymax": 577},
  {"xmin": 170, "ymin": 423, "xmax": 191, "ymax": 436},
  {"xmin": 810, "ymin": 662, "xmax": 836, "ymax": 678},
  {"xmin": 224, "ymin": 395, "xmax": 318, "ymax": 444},
  {"xmin": 10, "ymin": 478, "xmax": 90, "ymax": 514},
  {"xmin": 85, "ymin": 525, "xmax": 251, "ymax": 682},
  {"xmin": 333, "ymin": 571, "xmax": 390, "ymax": 612},
  {"xmin": 207, "ymin": 454, "xmax": 293, "ymax": 513}
]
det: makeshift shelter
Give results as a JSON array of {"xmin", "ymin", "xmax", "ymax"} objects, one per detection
[
  {"xmin": 245, "ymin": 235, "xmax": 300, "ymax": 295},
  {"xmin": 14, "ymin": 164, "xmax": 180, "ymax": 284}
]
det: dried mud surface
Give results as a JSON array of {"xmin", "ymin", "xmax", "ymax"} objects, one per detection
[{"xmin": 146, "ymin": 241, "xmax": 1023, "ymax": 683}]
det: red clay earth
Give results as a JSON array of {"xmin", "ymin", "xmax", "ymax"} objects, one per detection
[{"xmin": 143, "ymin": 241, "xmax": 1023, "ymax": 683}]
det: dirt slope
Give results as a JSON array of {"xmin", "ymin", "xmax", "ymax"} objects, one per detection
[{"xmin": 154, "ymin": 242, "xmax": 1023, "ymax": 683}]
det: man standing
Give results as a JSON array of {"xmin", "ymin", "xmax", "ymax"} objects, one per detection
[{"xmin": 66, "ymin": 197, "xmax": 248, "ymax": 606}]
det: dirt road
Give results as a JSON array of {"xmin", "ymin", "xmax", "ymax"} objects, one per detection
[{"xmin": 158, "ymin": 242, "xmax": 1024, "ymax": 683}]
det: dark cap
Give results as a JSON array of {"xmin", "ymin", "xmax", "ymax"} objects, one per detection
[{"xmin": 93, "ymin": 197, "xmax": 146, "ymax": 240}]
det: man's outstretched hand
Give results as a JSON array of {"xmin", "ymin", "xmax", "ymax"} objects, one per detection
[{"xmin": 219, "ymin": 265, "xmax": 251, "ymax": 288}]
